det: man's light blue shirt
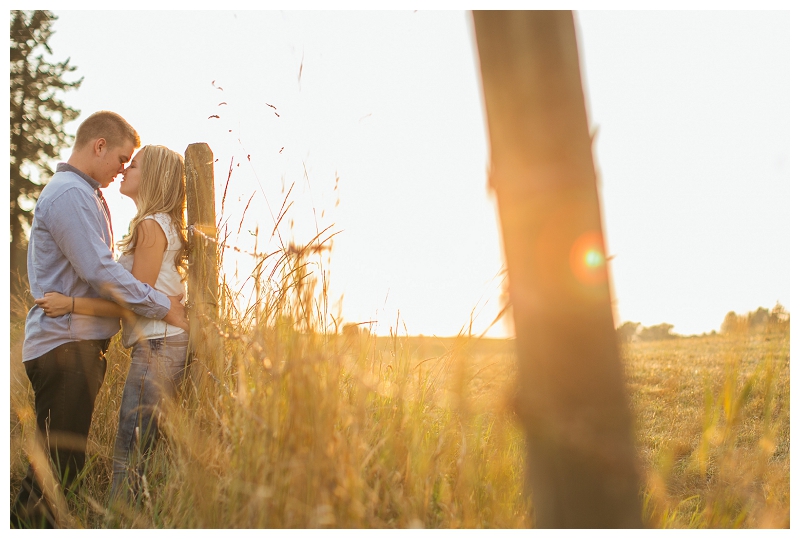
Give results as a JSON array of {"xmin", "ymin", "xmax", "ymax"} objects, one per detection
[{"xmin": 22, "ymin": 163, "xmax": 170, "ymax": 361}]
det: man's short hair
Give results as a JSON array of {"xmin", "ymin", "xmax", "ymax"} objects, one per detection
[{"xmin": 74, "ymin": 111, "xmax": 141, "ymax": 150}]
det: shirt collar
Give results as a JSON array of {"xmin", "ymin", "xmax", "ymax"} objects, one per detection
[{"xmin": 57, "ymin": 162, "xmax": 101, "ymax": 191}]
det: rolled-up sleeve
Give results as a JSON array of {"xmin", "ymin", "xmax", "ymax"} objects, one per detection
[{"xmin": 43, "ymin": 187, "xmax": 170, "ymax": 319}]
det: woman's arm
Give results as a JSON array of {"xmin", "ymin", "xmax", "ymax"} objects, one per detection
[
  {"xmin": 35, "ymin": 292, "xmax": 130, "ymax": 318},
  {"xmin": 130, "ymin": 219, "xmax": 167, "ymax": 287},
  {"xmin": 35, "ymin": 292, "xmax": 185, "ymax": 331}
]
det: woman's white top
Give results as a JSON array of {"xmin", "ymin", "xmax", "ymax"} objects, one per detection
[{"xmin": 118, "ymin": 212, "xmax": 186, "ymax": 347}]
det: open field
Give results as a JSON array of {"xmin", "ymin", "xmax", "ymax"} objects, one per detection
[
  {"xmin": 10, "ymin": 313, "xmax": 789, "ymax": 528},
  {"xmin": 624, "ymin": 332, "xmax": 790, "ymax": 527}
]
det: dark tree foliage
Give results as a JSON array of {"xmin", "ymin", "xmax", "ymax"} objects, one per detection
[{"xmin": 10, "ymin": 10, "xmax": 82, "ymax": 303}]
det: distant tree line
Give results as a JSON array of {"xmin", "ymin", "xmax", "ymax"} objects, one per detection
[
  {"xmin": 616, "ymin": 321, "xmax": 676, "ymax": 343},
  {"xmin": 720, "ymin": 303, "xmax": 789, "ymax": 335},
  {"xmin": 617, "ymin": 302, "xmax": 789, "ymax": 343}
]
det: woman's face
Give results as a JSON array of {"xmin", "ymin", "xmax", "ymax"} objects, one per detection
[{"xmin": 120, "ymin": 151, "xmax": 143, "ymax": 203}]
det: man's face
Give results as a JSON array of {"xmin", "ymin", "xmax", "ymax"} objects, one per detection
[{"xmin": 95, "ymin": 139, "xmax": 135, "ymax": 188}]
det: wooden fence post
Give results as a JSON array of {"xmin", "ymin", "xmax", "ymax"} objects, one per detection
[
  {"xmin": 472, "ymin": 11, "xmax": 642, "ymax": 527},
  {"xmin": 185, "ymin": 143, "xmax": 223, "ymax": 383}
]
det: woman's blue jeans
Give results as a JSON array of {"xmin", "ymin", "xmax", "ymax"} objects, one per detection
[{"xmin": 109, "ymin": 332, "xmax": 189, "ymax": 502}]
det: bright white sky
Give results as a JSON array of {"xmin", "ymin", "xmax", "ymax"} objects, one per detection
[{"xmin": 24, "ymin": 8, "xmax": 792, "ymax": 338}]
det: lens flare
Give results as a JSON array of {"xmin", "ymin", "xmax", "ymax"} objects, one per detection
[
  {"xmin": 569, "ymin": 231, "xmax": 607, "ymax": 286},
  {"xmin": 585, "ymin": 249, "xmax": 604, "ymax": 268}
]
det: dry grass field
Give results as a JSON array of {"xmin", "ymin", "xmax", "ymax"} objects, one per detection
[
  {"xmin": 624, "ymin": 332, "xmax": 790, "ymax": 528},
  {"xmin": 10, "ymin": 306, "xmax": 789, "ymax": 528},
  {"xmin": 8, "ymin": 237, "xmax": 790, "ymax": 529}
]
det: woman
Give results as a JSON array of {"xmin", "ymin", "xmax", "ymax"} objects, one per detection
[{"xmin": 36, "ymin": 145, "xmax": 189, "ymax": 502}]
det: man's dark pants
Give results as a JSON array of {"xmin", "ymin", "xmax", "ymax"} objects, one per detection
[{"xmin": 11, "ymin": 339, "xmax": 109, "ymax": 528}]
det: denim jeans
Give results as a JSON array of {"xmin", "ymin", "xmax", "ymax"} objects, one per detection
[
  {"xmin": 109, "ymin": 332, "xmax": 189, "ymax": 503},
  {"xmin": 12, "ymin": 339, "xmax": 109, "ymax": 528}
]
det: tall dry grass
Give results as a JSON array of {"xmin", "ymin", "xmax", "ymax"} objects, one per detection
[
  {"xmin": 8, "ymin": 217, "xmax": 789, "ymax": 528},
  {"xmin": 9, "ymin": 228, "xmax": 530, "ymax": 528}
]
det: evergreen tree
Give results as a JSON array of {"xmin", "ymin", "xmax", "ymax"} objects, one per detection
[{"xmin": 10, "ymin": 10, "xmax": 82, "ymax": 304}]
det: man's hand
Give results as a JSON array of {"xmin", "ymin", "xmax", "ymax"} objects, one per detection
[{"xmin": 163, "ymin": 294, "xmax": 189, "ymax": 332}]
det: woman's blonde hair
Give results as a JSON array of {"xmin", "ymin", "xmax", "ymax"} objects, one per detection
[{"xmin": 117, "ymin": 145, "xmax": 187, "ymax": 277}]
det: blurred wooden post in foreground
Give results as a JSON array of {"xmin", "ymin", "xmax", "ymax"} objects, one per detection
[
  {"xmin": 473, "ymin": 11, "xmax": 642, "ymax": 527},
  {"xmin": 185, "ymin": 143, "xmax": 223, "ymax": 383}
]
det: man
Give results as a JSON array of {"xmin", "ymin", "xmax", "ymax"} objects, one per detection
[{"xmin": 11, "ymin": 111, "xmax": 187, "ymax": 528}]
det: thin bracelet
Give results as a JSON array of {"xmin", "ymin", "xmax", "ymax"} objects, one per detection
[{"xmin": 71, "ymin": 297, "xmax": 75, "ymax": 314}]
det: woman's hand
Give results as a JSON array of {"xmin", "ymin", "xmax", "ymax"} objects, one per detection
[
  {"xmin": 35, "ymin": 292, "xmax": 73, "ymax": 317},
  {"xmin": 121, "ymin": 308, "xmax": 138, "ymax": 326}
]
